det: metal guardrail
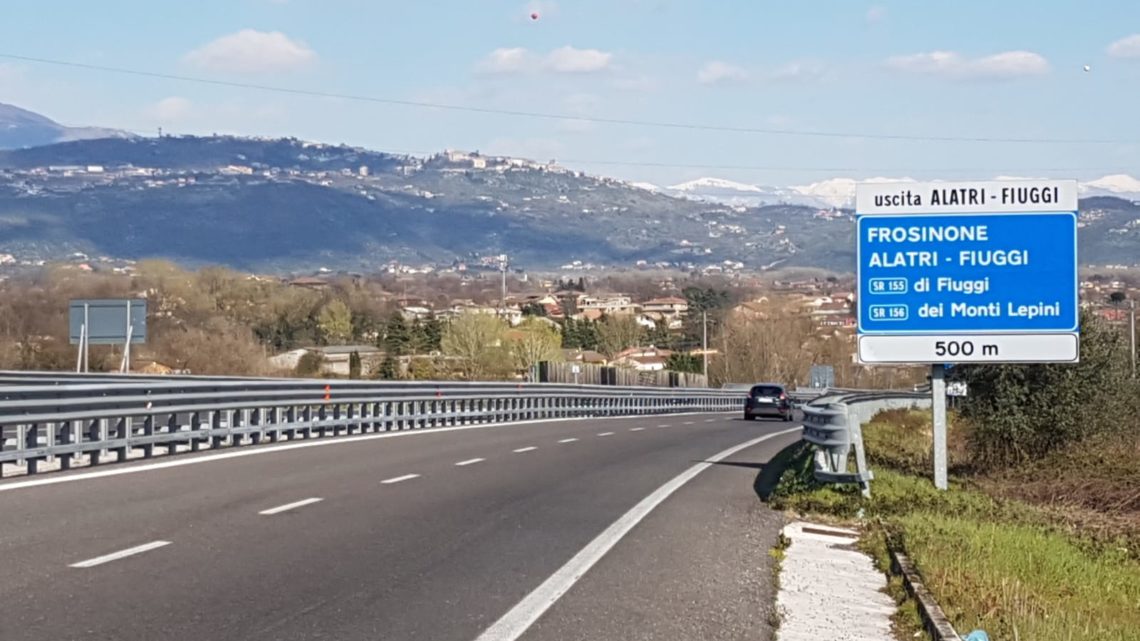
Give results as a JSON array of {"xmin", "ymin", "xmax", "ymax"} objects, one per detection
[
  {"xmin": 801, "ymin": 391, "xmax": 932, "ymax": 496},
  {"xmin": 0, "ymin": 371, "xmax": 744, "ymax": 477}
]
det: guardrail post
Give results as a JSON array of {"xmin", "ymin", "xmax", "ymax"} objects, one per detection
[
  {"xmin": 233, "ymin": 409, "xmax": 248, "ymax": 446},
  {"xmin": 59, "ymin": 421, "xmax": 76, "ymax": 470},
  {"xmin": 265, "ymin": 407, "xmax": 279, "ymax": 443},
  {"xmin": 211, "ymin": 411, "xmax": 225, "ymax": 449},
  {"xmin": 92, "ymin": 418, "xmax": 107, "ymax": 465},
  {"xmin": 114, "ymin": 416, "xmax": 130, "ymax": 462},
  {"xmin": 845, "ymin": 406, "xmax": 872, "ymax": 498},
  {"xmin": 164, "ymin": 413, "xmax": 179, "ymax": 456},
  {"xmin": 189, "ymin": 411, "xmax": 202, "ymax": 451},
  {"xmin": 301, "ymin": 406, "xmax": 313, "ymax": 439},
  {"xmin": 345, "ymin": 403, "xmax": 357, "ymax": 434},
  {"xmin": 249, "ymin": 408, "xmax": 263, "ymax": 445},
  {"xmin": 16, "ymin": 423, "xmax": 34, "ymax": 473},
  {"xmin": 142, "ymin": 414, "xmax": 155, "ymax": 459},
  {"xmin": 329, "ymin": 404, "xmax": 342, "ymax": 436}
]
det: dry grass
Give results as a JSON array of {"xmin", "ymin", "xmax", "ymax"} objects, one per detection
[{"xmin": 772, "ymin": 409, "xmax": 1140, "ymax": 641}]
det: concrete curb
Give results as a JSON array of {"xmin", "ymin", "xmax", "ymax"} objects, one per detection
[{"xmin": 888, "ymin": 546, "xmax": 962, "ymax": 641}]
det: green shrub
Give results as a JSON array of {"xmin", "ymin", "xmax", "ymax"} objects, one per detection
[{"xmin": 956, "ymin": 311, "xmax": 1138, "ymax": 466}]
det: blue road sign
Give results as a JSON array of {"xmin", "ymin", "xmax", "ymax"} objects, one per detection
[
  {"xmin": 855, "ymin": 180, "xmax": 1080, "ymax": 364},
  {"xmin": 857, "ymin": 212, "xmax": 1078, "ymax": 334}
]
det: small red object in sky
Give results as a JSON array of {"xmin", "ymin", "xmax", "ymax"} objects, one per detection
[{"xmin": 530, "ymin": 12, "xmax": 539, "ymax": 20}]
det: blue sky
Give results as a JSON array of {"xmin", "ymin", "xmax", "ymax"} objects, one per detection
[{"xmin": 1, "ymin": 0, "xmax": 1138, "ymax": 187}]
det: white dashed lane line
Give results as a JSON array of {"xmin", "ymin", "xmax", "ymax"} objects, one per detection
[
  {"xmin": 597, "ymin": 432, "xmax": 615, "ymax": 437},
  {"xmin": 455, "ymin": 458, "xmax": 485, "ymax": 467},
  {"xmin": 381, "ymin": 474, "xmax": 421, "ymax": 485},
  {"xmin": 69, "ymin": 541, "xmax": 172, "ymax": 569},
  {"xmin": 513, "ymin": 447, "xmax": 538, "ymax": 453},
  {"xmin": 259, "ymin": 498, "xmax": 323, "ymax": 516},
  {"xmin": 558, "ymin": 438, "xmax": 579, "ymax": 444},
  {"xmin": 629, "ymin": 427, "xmax": 645, "ymax": 432},
  {"xmin": 657, "ymin": 424, "xmax": 671, "ymax": 428}
]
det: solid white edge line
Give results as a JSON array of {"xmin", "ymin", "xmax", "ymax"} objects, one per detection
[
  {"xmin": 557, "ymin": 438, "xmax": 578, "ymax": 444},
  {"xmin": 472, "ymin": 426, "xmax": 802, "ymax": 641},
  {"xmin": 455, "ymin": 458, "xmax": 485, "ymax": 467},
  {"xmin": 258, "ymin": 497, "xmax": 324, "ymax": 515},
  {"xmin": 381, "ymin": 474, "xmax": 420, "ymax": 484},
  {"xmin": 0, "ymin": 411, "xmax": 735, "ymax": 493},
  {"xmin": 513, "ymin": 446, "xmax": 537, "ymax": 453},
  {"xmin": 69, "ymin": 540, "xmax": 172, "ymax": 568}
]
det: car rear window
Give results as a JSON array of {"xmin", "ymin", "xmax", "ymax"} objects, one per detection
[{"xmin": 750, "ymin": 386, "xmax": 783, "ymax": 397}]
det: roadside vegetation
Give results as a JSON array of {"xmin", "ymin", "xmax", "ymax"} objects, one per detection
[
  {"xmin": 769, "ymin": 312, "xmax": 1140, "ymax": 641},
  {"xmin": 0, "ymin": 262, "xmax": 923, "ymax": 387}
]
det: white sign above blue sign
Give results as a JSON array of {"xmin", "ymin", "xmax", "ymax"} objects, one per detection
[{"xmin": 855, "ymin": 180, "xmax": 1080, "ymax": 364}]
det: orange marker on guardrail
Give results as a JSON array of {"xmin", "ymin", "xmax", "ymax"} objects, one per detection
[{"xmin": 323, "ymin": 384, "xmax": 331, "ymax": 402}]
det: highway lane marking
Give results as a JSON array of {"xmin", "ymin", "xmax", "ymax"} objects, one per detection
[
  {"xmin": 0, "ymin": 411, "xmax": 738, "ymax": 493},
  {"xmin": 557, "ymin": 438, "xmax": 578, "ymax": 444},
  {"xmin": 597, "ymin": 432, "xmax": 615, "ymax": 437},
  {"xmin": 455, "ymin": 458, "xmax": 485, "ymax": 467},
  {"xmin": 629, "ymin": 427, "xmax": 645, "ymax": 432},
  {"xmin": 472, "ymin": 426, "xmax": 802, "ymax": 641},
  {"xmin": 381, "ymin": 474, "xmax": 420, "ymax": 485},
  {"xmin": 259, "ymin": 498, "xmax": 323, "ymax": 515},
  {"xmin": 657, "ymin": 424, "xmax": 671, "ymax": 428},
  {"xmin": 683, "ymin": 421, "xmax": 695, "ymax": 425},
  {"xmin": 69, "ymin": 541, "xmax": 172, "ymax": 568},
  {"xmin": 513, "ymin": 446, "xmax": 537, "ymax": 453},
  {"xmin": 705, "ymin": 419, "xmax": 717, "ymax": 423}
]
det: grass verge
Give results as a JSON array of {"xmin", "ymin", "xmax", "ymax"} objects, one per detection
[{"xmin": 769, "ymin": 410, "xmax": 1140, "ymax": 641}]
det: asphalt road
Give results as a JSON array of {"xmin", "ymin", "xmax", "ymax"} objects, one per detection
[{"xmin": 0, "ymin": 412, "xmax": 801, "ymax": 641}]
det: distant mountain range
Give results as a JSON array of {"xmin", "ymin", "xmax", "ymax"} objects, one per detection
[
  {"xmin": 0, "ymin": 103, "xmax": 133, "ymax": 150},
  {"xmin": 663, "ymin": 175, "xmax": 1140, "ymax": 209},
  {"xmin": 0, "ymin": 103, "xmax": 1137, "ymax": 274}
]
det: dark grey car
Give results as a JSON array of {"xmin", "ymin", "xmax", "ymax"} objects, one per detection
[{"xmin": 743, "ymin": 383, "xmax": 793, "ymax": 421}]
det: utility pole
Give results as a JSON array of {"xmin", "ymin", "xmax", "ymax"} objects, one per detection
[
  {"xmin": 499, "ymin": 255, "xmax": 508, "ymax": 320},
  {"xmin": 701, "ymin": 310, "xmax": 709, "ymax": 383},
  {"xmin": 1131, "ymin": 299, "xmax": 1137, "ymax": 377}
]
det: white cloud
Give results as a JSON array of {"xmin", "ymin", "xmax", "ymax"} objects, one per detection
[
  {"xmin": 885, "ymin": 50, "xmax": 1049, "ymax": 79},
  {"xmin": 147, "ymin": 97, "xmax": 193, "ymax": 122},
  {"xmin": 1107, "ymin": 34, "xmax": 1140, "ymax": 59},
  {"xmin": 477, "ymin": 47, "xmax": 531, "ymax": 74},
  {"xmin": 697, "ymin": 61, "xmax": 748, "ymax": 85},
  {"xmin": 866, "ymin": 5, "xmax": 887, "ymax": 24},
  {"xmin": 771, "ymin": 60, "xmax": 828, "ymax": 82},
  {"xmin": 183, "ymin": 29, "xmax": 316, "ymax": 73},
  {"xmin": 546, "ymin": 46, "xmax": 612, "ymax": 73},
  {"xmin": 477, "ymin": 46, "xmax": 613, "ymax": 74}
]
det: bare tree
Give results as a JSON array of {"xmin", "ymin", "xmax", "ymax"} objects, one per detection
[
  {"xmin": 317, "ymin": 300, "xmax": 353, "ymax": 345},
  {"xmin": 596, "ymin": 315, "xmax": 644, "ymax": 361},
  {"xmin": 441, "ymin": 312, "xmax": 509, "ymax": 380},
  {"xmin": 509, "ymin": 319, "xmax": 562, "ymax": 372}
]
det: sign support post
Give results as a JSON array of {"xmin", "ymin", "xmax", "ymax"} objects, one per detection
[{"xmin": 931, "ymin": 364, "xmax": 948, "ymax": 490}]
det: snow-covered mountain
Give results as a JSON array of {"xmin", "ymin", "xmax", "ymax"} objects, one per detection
[
  {"xmin": 1081, "ymin": 174, "xmax": 1140, "ymax": 201},
  {"xmin": 665, "ymin": 177, "xmax": 831, "ymax": 208},
  {"xmin": 664, "ymin": 174, "xmax": 1140, "ymax": 208}
]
